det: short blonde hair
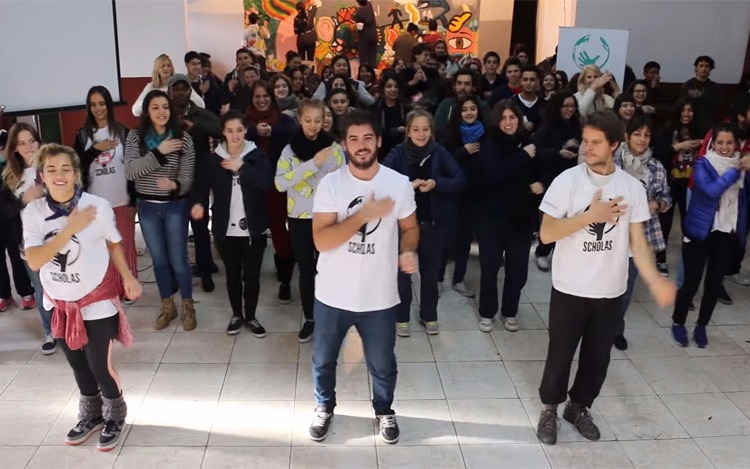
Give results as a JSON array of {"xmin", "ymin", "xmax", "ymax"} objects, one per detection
[
  {"xmin": 152, "ymin": 54, "xmax": 174, "ymax": 88},
  {"xmin": 34, "ymin": 143, "xmax": 82, "ymax": 186},
  {"xmin": 298, "ymin": 98, "xmax": 326, "ymax": 118},
  {"xmin": 405, "ymin": 109, "xmax": 434, "ymax": 141},
  {"xmin": 577, "ymin": 65, "xmax": 602, "ymax": 94}
]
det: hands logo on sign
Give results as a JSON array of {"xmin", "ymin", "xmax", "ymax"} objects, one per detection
[{"xmin": 573, "ymin": 35, "xmax": 611, "ymax": 69}]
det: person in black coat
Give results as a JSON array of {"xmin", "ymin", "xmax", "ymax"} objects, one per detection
[
  {"xmin": 468, "ymin": 99, "xmax": 538, "ymax": 333},
  {"xmin": 371, "ymin": 70, "xmax": 407, "ymax": 159},
  {"xmin": 190, "ymin": 110, "xmax": 274, "ymax": 337},
  {"xmin": 383, "ymin": 109, "xmax": 466, "ymax": 336},
  {"xmin": 531, "ymin": 91, "xmax": 582, "ymax": 271}
]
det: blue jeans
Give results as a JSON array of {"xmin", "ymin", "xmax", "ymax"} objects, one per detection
[
  {"xmin": 24, "ymin": 262, "xmax": 52, "ymax": 335},
  {"xmin": 312, "ymin": 300, "xmax": 397, "ymax": 415},
  {"xmin": 138, "ymin": 200, "xmax": 192, "ymax": 299}
]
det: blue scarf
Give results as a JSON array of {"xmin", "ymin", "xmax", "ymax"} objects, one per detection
[
  {"xmin": 144, "ymin": 128, "xmax": 173, "ymax": 151},
  {"xmin": 45, "ymin": 185, "xmax": 83, "ymax": 221},
  {"xmin": 460, "ymin": 121, "xmax": 485, "ymax": 144}
]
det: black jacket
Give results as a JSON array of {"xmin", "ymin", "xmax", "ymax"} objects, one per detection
[
  {"xmin": 532, "ymin": 119, "xmax": 581, "ymax": 188},
  {"xmin": 198, "ymin": 141, "xmax": 274, "ymax": 240},
  {"xmin": 0, "ymin": 162, "xmax": 24, "ymax": 222},
  {"xmin": 73, "ymin": 124, "xmax": 137, "ymax": 206},
  {"xmin": 185, "ymin": 103, "xmax": 222, "ymax": 200}
]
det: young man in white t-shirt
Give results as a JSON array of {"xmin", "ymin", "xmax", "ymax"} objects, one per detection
[
  {"xmin": 309, "ymin": 110, "xmax": 419, "ymax": 444},
  {"xmin": 535, "ymin": 110, "xmax": 676, "ymax": 445}
]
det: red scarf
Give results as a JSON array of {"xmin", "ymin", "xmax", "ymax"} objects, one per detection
[
  {"xmin": 246, "ymin": 106, "xmax": 281, "ymax": 152},
  {"xmin": 47, "ymin": 273, "xmax": 133, "ymax": 350}
]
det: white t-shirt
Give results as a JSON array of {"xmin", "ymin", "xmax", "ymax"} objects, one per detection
[
  {"xmin": 313, "ymin": 165, "xmax": 416, "ymax": 312},
  {"xmin": 22, "ymin": 193, "xmax": 122, "ymax": 320},
  {"xmin": 539, "ymin": 164, "xmax": 650, "ymax": 298},
  {"xmin": 86, "ymin": 127, "xmax": 129, "ymax": 208},
  {"xmin": 226, "ymin": 173, "xmax": 249, "ymax": 237}
]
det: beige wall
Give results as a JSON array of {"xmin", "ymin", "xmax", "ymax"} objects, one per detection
[
  {"xmin": 536, "ymin": 0, "xmax": 576, "ymax": 65},
  {"xmin": 478, "ymin": 0, "xmax": 515, "ymax": 60},
  {"xmin": 185, "ymin": 0, "xmax": 246, "ymax": 78}
]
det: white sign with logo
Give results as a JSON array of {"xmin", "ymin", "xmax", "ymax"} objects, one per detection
[{"xmin": 557, "ymin": 27, "xmax": 629, "ymax": 92}]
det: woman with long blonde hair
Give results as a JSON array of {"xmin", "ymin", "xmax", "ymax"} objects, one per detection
[
  {"xmin": 574, "ymin": 64, "xmax": 619, "ymax": 117},
  {"xmin": 131, "ymin": 54, "xmax": 205, "ymax": 116}
]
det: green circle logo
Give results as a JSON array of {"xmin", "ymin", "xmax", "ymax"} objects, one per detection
[{"xmin": 572, "ymin": 35, "xmax": 611, "ymax": 69}]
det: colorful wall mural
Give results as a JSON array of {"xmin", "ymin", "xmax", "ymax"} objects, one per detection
[{"xmin": 242, "ymin": 0, "xmax": 481, "ymax": 70}]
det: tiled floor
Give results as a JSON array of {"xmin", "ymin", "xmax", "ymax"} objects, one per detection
[{"xmin": 1, "ymin": 233, "xmax": 750, "ymax": 468}]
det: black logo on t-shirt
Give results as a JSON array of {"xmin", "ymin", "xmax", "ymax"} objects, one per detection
[
  {"xmin": 346, "ymin": 196, "xmax": 381, "ymax": 255},
  {"xmin": 43, "ymin": 230, "xmax": 82, "ymax": 283},
  {"xmin": 582, "ymin": 202, "xmax": 618, "ymax": 252}
]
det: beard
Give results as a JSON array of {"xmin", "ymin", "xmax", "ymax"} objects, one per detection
[{"xmin": 350, "ymin": 150, "xmax": 378, "ymax": 170}]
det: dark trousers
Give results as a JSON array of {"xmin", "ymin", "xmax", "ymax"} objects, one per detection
[
  {"xmin": 616, "ymin": 259, "xmax": 638, "ymax": 336},
  {"xmin": 658, "ymin": 178, "xmax": 688, "ymax": 262},
  {"xmin": 439, "ymin": 201, "xmax": 473, "ymax": 284},
  {"xmin": 0, "ymin": 217, "xmax": 33, "ymax": 298},
  {"xmin": 60, "ymin": 314, "xmax": 121, "ymax": 399},
  {"xmin": 726, "ymin": 200, "xmax": 750, "ymax": 276},
  {"xmin": 215, "ymin": 236, "xmax": 267, "ymax": 320},
  {"xmin": 288, "ymin": 218, "xmax": 317, "ymax": 321},
  {"xmin": 673, "ymin": 232, "xmax": 732, "ymax": 326},
  {"xmin": 312, "ymin": 300, "xmax": 397, "ymax": 414},
  {"xmin": 397, "ymin": 222, "xmax": 445, "ymax": 323},
  {"xmin": 297, "ymin": 43, "xmax": 315, "ymax": 61},
  {"xmin": 190, "ymin": 196, "xmax": 216, "ymax": 277},
  {"xmin": 539, "ymin": 289, "xmax": 622, "ymax": 407},
  {"xmin": 266, "ymin": 191, "xmax": 295, "ymax": 284},
  {"xmin": 477, "ymin": 219, "xmax": 531, "ymax": 319},
  {"xmin": 358, "ymin": 36, "xmax": 377, "ymax": 67}
]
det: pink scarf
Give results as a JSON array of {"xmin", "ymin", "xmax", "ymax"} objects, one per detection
[{"xmin": 47, "ymin": 274, "xmax": 133, "ymax": 350}]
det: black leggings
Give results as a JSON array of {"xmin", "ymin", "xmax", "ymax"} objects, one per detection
[
  {"xmin": 288, "ymin": 218, "xmax": 317, "ymax": 321},
  {"xmin": 60, "ymin": 314, "xmax": 121, "ymax": 399},
  {"xmin": 0, "ymin": 217, "xmax": 33, "ymax": 298},
  {"xmin": 658, "ymin": 178, "xmax": 688, "ymax": 261},
  {"xmin": 216, "ymin": 236, "xmax": 267, "ymax": 320}
]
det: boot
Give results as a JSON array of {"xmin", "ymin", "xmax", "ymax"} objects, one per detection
[
  {"xmin": 99, "ymin": 394, "xmax": 127, "ymax": 451},
  {"xmin": 66, "ymin": 393, "xmax": 104, "ymax": 445},
  {"xmin": 154, "ymin": 297, "xmax": 177, "ymax": 330},
  {"xmin": 182, "ymin": 299, "xmax": 197, "ymax": 331}
]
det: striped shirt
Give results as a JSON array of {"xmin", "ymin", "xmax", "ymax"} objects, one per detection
[{"xmin": 124, "ymin": 129, "xmax": 195, "ymax": 201}]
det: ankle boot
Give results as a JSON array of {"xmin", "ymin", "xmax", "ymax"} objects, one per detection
[
  {"xmin": 182, "ymin": 299, "xmax": 197, "ymax": 331},
  {"xmin": 154, "ymin": 298, "xmax": 177, "ymax": 330}
]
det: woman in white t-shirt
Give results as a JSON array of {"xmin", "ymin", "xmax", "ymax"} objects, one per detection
[
  {"xmin": 1, "ymin": 123, "xmax": 55, "ymax": 354},
  {"xmin": 22, "ymin": 143, "xmax": 141, "ymax": 452},
  {"xmin": 74, "ymin": 86, "xmax": 138, "ymax": 304},
  {"xmin": 131, "ymin": 54, "xmax": 205, "ymax": 117}
]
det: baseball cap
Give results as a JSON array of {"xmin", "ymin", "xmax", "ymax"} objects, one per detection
[{"xmin": 168, "ymin": 73, "xmax": 191, "ymax": 88}]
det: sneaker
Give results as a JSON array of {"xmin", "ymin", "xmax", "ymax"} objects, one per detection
[
  {"xmin": 0, "ymin": 298, "xmax": 8, "ymax": 312},
  {"xmin": 656, "ymin": 262, "xmax": 669, "ymax": 277},
  {"xmin": 672, "ymin": 324, "xmax": 689, "ymax": 347},
  {"xmin": 613, "ymin": 335, "xmax": 628, "ymax": 351},
  {"xmin": 536, "ymin": 254, "xmax": 551, "ymax": 272},
  {"xmin": 121, "ymin": 297, "xmax": 136, "ymax": 306},
  {"xmin": 452, "ymin": 281, "xmax": 476, "ymax": 298},
  {"xmin": 478, "ymin": 318, "xmax": 494, "ymax": 333},
  {"xmin": 65, "ymin": 416, "xmax": 104, "ymax": 445},
  {"xmin": 693, "ymin": 324, "xmax": 708, "ymax": 348},
  {"xmin": 563, "ymin": 402, "xmax": 600, "ymax": 441},
  {"xmin": 717, "ymin": 288, "xmax": 733, "ymax": 305},
  {"xmin": 423, "ymin": 321, "xmax": 439, "ymax": 335},
  {"xmin": 309, "ymin": 407, "xmax": 333, "ymax": 441},
  {"xmin": 377, "ymin": 413, "xmax": 400, "ymax": 444},
  {"xmin": 298, "ymin": 320, "xmax": 314, "ymax": 343},
  {"xmin": 501, "ymin": 316, "xmax": 520, "ymax": 332},
  {"xmin": 246, "ymin": 319, "xmax": 267, "ymax": 338},
  {"xmin": 20, "ymin": 295, "xmax": 35, "ymax": 310},
  {"xmin": 201, "ymin": 275, "xmax": 215, "ymax": 293},
  {"xmin": 97, "ymin": 419, "xmax": 124, "ymax": 452},
  {"xmin": 536, "ymin": 409, "xmax": 559, "ymax": 445},
  {"xmin": 278, "ymin": 283, "xmax": 291, "ymax": 304},
  {"xmin": 226, "ymin": 316, "xmax": 243, "ymax": 335},
  {"xmin": 396, "ymin": 322, "xmax": 411, "ymax": 337},
  {"xmin": 41, "ymin": 334, "xmax": 57, "ymax": 355},
  {"xmin": 727, "ymin": 273, "xmax": 750, "ymax": 286}
]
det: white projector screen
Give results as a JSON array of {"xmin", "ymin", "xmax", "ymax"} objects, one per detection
[{"xmin": 0, "ymin": 0, "xmax": 122, "ymax": 115}]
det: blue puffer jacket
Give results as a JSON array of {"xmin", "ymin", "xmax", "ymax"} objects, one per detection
[{"xmin": 684, "ymin": 156, "xmax": 750, "ymax": 245}]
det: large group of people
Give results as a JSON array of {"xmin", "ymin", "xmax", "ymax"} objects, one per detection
[{"xmin": 1, "ymin": 13, "xmax": 749, "ymax": 453}]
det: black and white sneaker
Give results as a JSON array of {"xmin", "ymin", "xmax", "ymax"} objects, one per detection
[
  {"xmin": 376, "ymin": 413, "xmax": 400, "ymax": 444},
  {"xmin": 246, "ymin": 319, "xmax": 267, "ymax": 338},
  {"xmin": 41, "ymin": 334, "xmax": 57, "ymax": 355},
  {"xmin": 278, "ymin": 283, "xmax": 291, "ymax": 304},
  {"xmin": 227, "ymin": 316, "xmax": 243, "ymax": 335},
  {"xmin": 309, "ymin": 407, "xmax": 333, "ymax": 441},
  {"xmin": 65, "ymin": 416, "xmax": 104, "ymax": 445},
  {"xmin": 298, "ymin": 321, "xmax": 314, "ymax": 343},
  {"xmin": 97, "ymin": 419, "xmax": 124, "ymax": 452}
]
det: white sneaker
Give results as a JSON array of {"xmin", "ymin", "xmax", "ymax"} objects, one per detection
[
  {"xmin": 727, "ymin": 273, "xmax": 750, "ymax": 286},
  {"xmin": 452, "ymin": 281, "xmax": 476, "ymax": 298},
  {"xmin": 501, "ymin": 316, "xmax": 520, "ymax": 332},
  {"xmin": 535, "ymin": 255, "xmax": 551, "ymax": 272},
  {"xmin": 478, "ymin": 318, "xmax": 493, "ymax": 332}
]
